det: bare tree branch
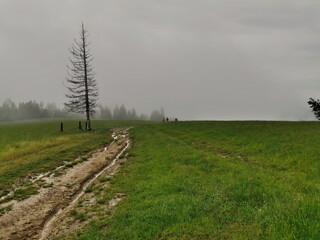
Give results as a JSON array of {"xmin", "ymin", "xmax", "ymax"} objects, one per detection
[{"xmin": 64, "ymin": 23, "xmax": 98, "ymax": 130}]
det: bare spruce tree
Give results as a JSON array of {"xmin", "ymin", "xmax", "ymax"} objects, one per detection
[{"xmin": 65, "ymin": 23, "xmax": 98, "ymax": 130}]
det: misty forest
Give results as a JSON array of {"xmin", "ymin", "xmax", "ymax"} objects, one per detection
[
  {"xmin": 0, "ymin": 99, "xmax": 165, "ymax": 122},
  {"xmin": 0, "ymin": 1, "xmax": 319, "ymax": 240}
]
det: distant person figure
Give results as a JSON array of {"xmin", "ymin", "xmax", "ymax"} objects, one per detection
[
  {"xmin": 162, "ymin": 117, "xmax": 165, "ymax": 123},
  {"xmin": 166, "ymin": 117, "xmax": 169, "ymax": 122},
  {"xmin": 175, "ymin": 118, "xmax": 178, "ymax": 122}
]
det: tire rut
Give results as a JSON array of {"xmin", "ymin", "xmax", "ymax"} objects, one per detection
[{"xmin": 0, "ymin": 128, "xmax": 131, "ymax": 240}]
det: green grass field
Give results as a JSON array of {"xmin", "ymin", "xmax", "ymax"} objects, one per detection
[
  {"xmin": 1, "ymin": 121, "xmax": 319, "ymax": 239},
  {"xmin": 77, "ymin": 121, "xmax": 319, "ymax": 240}
]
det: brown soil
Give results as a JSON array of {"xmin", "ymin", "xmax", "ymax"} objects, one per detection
[{"xmin": 0, "ymin": 128, "xmax": 131, "ymax": 240}]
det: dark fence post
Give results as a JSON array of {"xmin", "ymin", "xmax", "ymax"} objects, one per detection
[
  {"xmin": 60, "ymin": 122, "xmax": 63, "ymax": 132},
  {"xmin": 85, "ymin": 121, "xmax": 88, "ymax": 130},
  {"xmin": 79, "ymin": 121, "xmax": 82, "ymax": 130}
]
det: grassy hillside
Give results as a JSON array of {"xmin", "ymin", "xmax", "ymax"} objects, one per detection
[
  {"xmin": 77, "ymin": 121, "xmax": 319, "ymax": 240},
  {"xmin": 1, "ymin": 121, "xmax": 319, "ymax": 239}
]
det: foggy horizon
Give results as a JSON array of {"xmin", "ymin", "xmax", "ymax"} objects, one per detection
[{"xmin": 1, "ymin": 0, "xmax": 320, "ymax": 121}]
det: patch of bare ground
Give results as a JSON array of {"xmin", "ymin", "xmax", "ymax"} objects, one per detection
[
  {"xmin": 0, "ymin": 128, "xmax": 131, "ymax": 240},
  {"xmin": 192, "ymin": 141, "xmax": 249, "ymax": 162}
]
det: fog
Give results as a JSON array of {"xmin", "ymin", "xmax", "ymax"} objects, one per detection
[{"xmin": 1, "ymin": 0, "xmax": 320, "ymax": 120}]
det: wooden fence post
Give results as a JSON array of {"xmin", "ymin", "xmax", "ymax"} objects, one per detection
[
  {"xmin": 60, "ymin": 122, "xmax": 63, "ymax": 132},
  {"xmin": 79, "ymin": 121, "xmax": 82, "ymax": 130}
]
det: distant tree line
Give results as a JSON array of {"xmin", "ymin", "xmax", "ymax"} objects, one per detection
[
  {"xmin": 0, "ymin": 99, "xmax": 67, "ymax": 121},
  {"xmin": 99, "ymin": 104, "xmax": 165, "ymax": 121},
  {"xmin": 0, "ymin": 99, "xmax": 165, "ymax": 122}
]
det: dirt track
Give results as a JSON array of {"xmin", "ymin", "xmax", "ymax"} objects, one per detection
[{"xmin": 0, "ymin": 128, "xmax": 130, "ymax": 240}]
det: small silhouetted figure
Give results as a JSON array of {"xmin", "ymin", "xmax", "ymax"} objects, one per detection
[
  {"xmin": 60, "ymin": 122, "xmax": 64, "ymax": 132},
  {"xmin": 162, "ymin": 117, "xmax": 165, "ymax": 123},
  {"xmin": 166, "ymin": 117, "xmax": 169, "ymax": 122},
  {"xmin": 175, "ymin": 118, "xmax": 178, "ymax": 122}
]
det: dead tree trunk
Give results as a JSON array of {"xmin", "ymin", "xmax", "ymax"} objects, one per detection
[{"xmin": 64, "ymin": 23, "xmax": 98, "ymax": 130}]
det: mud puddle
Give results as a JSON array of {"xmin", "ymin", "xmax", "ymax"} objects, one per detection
[{"xmin": 0, "ymin": 128, "xmax": 131, "ymax": 240}]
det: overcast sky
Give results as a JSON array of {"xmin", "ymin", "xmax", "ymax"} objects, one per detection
[{"xmin": 1, "ymin": 0, "xmax": 320, "ymax": 120}]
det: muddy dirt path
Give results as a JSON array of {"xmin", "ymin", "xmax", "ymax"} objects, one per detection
[{"xmin": 0, "ymin": 128, "xmax": 131, "ymax": 240}]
